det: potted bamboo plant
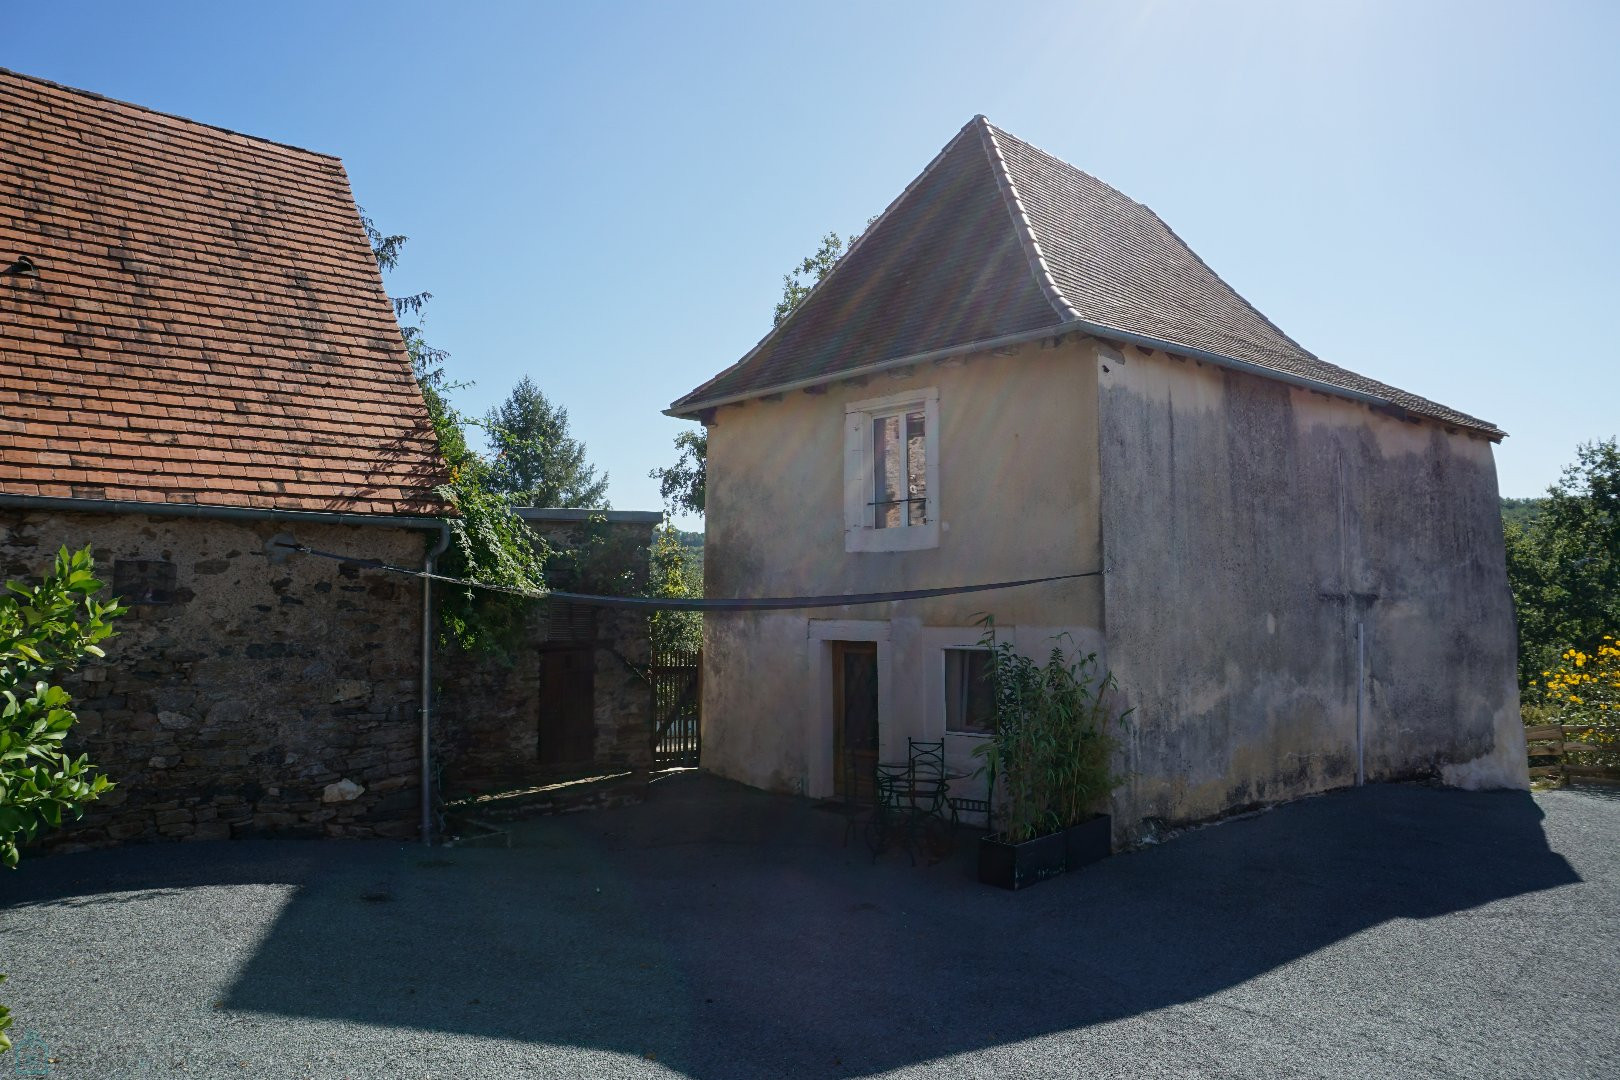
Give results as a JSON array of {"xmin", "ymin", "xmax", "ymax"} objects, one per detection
[{"xmin": 971, "ymin": 622, "xmax": 1126, "ymax": 890}]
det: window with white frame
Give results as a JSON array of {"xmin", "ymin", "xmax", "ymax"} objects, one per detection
[
  {"xmin": 944, "ymin": 647, "xmax": 995, "ymax": 735},
  {"xmin": 844, "ymin": 387, "xmax": 940, "ymax": 552}
]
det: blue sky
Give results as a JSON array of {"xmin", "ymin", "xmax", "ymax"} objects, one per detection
[{"xmin": 5, "ymin": 1, "xmax": 1616, "ymax": 525}]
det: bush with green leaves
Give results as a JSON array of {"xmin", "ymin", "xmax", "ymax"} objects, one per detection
[
  {"xmin": 971, "ymin": 621, "xmax": 1126, "ymax": 843},
  {"xmin": 1, "ymin": 545, "xmax": 123, "ymax": 867},
  {"xmin": 2, "ymin": 547, "xmax": 122, "ymax": 1054},
  {"xmin": 648, "ymin": 524, "xmax": 702, "ymax": 654}
]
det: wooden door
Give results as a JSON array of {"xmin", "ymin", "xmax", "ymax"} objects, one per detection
[
  {"xmin": 538, "ymin": 647, "xmax": 596, "ymax": 769},
  {"xmin": 832, "ymin": 641, "xmax": 879, "ymax": 802}
]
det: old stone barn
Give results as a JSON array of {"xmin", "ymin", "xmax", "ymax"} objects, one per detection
[{"xmin": 0, "ymin": 68, "xmax": 654, "ymax": 849}]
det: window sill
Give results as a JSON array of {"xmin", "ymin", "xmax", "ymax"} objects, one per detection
[{"xmin": 845, "ymin": 522, "xmax": 940, "ymax": 553}]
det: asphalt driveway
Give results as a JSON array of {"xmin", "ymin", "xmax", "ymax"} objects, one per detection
[{"xmin": 0, "ymin": 774, "xmax": 1614, "ymax": 1079}]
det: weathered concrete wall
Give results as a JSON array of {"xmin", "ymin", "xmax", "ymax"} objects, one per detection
[
  {"xmin": 701, "ymin": 338, "xmax": 1105, "ymax": 797},
  {"xmin": 1097, "ymin": 345, "xmax": 1525, "ymax": 838},
  {"xmin": 434, "ymin": 517, "xmax": 655, "ymax": 796},
  {"xmin": 2, "ymin": 510, "xmax": 427, "ymax": 850}
]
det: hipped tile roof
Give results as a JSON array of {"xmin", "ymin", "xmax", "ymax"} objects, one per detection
[
  {"xmin": 0, "ymin": 68, "xmax": 447, "ymax": 515},
  {"xmin": 672, "ymin": 116, "xmax": 1501, "ymax": 438}
]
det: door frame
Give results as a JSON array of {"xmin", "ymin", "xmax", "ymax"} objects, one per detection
[{"xmin": 807, "ymin": 620, "xmax": 891, "ymax": 800}]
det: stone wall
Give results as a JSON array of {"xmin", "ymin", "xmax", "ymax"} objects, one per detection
[
  {"xmin": 434, "ymin": 515, "xmax": 656, "ymax": 798},
  {"xmin": 2, "ymin": 509, "xmax": 429, "ymax": 850}
]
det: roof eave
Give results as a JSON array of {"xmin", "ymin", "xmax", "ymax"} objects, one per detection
[{"xmin": 667, "ymin": 319, "xmax": 1505, "ymax": 440}]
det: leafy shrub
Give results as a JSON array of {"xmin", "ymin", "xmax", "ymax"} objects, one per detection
[
  {"xmin": 1, "ymin": 546, "xmax": 122, "ymax": 1055},
  {"xmin": 1, "ymin": 545, "xmax": 122, "ymax": 867},
  {"xmin": 1532, "ymin": 635, "xmax": 1620, "ymax": 758},
  {"xmin": 971, "ymin": 621, "xmax": 1127, "ymax": 843}
]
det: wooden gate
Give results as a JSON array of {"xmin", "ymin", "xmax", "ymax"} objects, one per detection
[{"xmin": 651, "ymin": 644, "xmax": 701, "ymax": 767}]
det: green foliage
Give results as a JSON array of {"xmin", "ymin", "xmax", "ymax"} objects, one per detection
[
  {"xmin": 651, "ymin": 428, "xmax": 708, "ymax": 518},
  {"xmin": 653, "ymin": 223, "xmax": 871, "ymax": 520},
  {"xmin": 362, "ymin": 213, "xmax": 552, "ymax": 654},
  {"xmin": 970, "ymin": 619, "xmax": 1125, "ymax": 843},
  {"xmin": 773, "ymin": 229, "xmax": 860, "ymax": 326},
  {"xmin": 1505, "ymin": 439, "xmax": 1620, "ymax": 688},
  {"xmin": 1, "ymin": 546, "xmax": 122, "ymax": 868},
  {"xmin": 1501, "ymin": 497, "xmax": 1546, "ymax": 529},
  {"xmin": 648, "ymin": 524, "xmax": 703, "ymax": 653},
  {"xmin": 0, "ymin": 973, "xmax": 9, "ymax": 1052},
  {"xmin": 434, "ymin": 472, "xmax": 548, "ymax": 655},
  {"xmin": 484, "ymin": 377, "xmax": 610, "ymax": 509}
]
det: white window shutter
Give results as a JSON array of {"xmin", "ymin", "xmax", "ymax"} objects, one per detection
[{"xmin": 844, "ymin": 412, "xmax": 866, "ymax": 533}]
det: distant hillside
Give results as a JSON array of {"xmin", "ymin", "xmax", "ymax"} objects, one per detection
[
  {"xmin": 674, "ymin": 529, "xmax": 704, "ymax": 551},
  {"xmin": 1501, "ymin": 497, "xmax": 1547, "ymax": 529}
]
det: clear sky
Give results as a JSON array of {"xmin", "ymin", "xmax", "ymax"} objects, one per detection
[{"xmin": 5, "ymin": 1, "xmax": 1616, "ymax": 526}]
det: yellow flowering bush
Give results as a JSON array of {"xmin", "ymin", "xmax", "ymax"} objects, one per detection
[{"xmin": 1538, "ymin": 636, "xmax": 1620, "ymax": 750}]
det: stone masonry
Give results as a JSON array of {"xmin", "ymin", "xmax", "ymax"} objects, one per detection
[
  {"xmin": 4, "ymin": 509, "xmax": 430, "ymax": 850},
  {"xmin": 435, "ymin": 512, "xmax": 657, "ymax": 798}
]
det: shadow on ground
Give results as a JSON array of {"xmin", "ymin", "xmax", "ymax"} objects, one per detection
[{"xmin": 3, "ymin": 775, "xmax": 1582, "ymax": 1078}]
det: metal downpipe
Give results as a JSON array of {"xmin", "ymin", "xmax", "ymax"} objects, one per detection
[{"xmin": 421, "ymin": 524, "xmax": 452, "ymax": 845}]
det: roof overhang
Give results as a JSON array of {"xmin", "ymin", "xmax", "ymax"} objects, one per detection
[{"xmin": 667, "ymin": 319, "xmax": 1505, "ymax": 441}]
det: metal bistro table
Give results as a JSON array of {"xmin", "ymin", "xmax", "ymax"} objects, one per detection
[{"xmin": 865, "ymin": 740, "xmax": 975, "ymax": 863}]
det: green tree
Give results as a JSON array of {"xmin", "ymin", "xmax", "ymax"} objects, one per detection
[
  {"xmin": 653, "ymin": 225, "xmax": 866, "ymax": 518},
  {"xmin": 1505, "ymin": 439, "xmax": 1620, "ymax": 688},
  {"xmin": 648, "ymin": 524, "xmax": 703, "ymax": 653},
  {"xmin": 362, "ymin": 214, "xmax": 549, "ymax": 653},
  {"xmin": 1, "ymin": 546, "xmax": 122, "ymax": 868},
  {"xmin": 1, "ymin": 547, "xmax": 123, "ymax": 1053},
  {"xmin": 1501, "ymin": 497, "xmax": 1547, "ymax": 529},
  {"xmin": 485, "ymin": 377, "xmax": 609, "ymax": 508},
  {"xmin": 773, "ymin": 229, "xmax": 858, "ymax": 326},
  {"xmin": 651, "ymin": 429, "xmax": 707, "ymax": 517}
]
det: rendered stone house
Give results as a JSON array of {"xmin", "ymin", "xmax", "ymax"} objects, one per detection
[
  {"xmin": 0, "ymin": 69, "xmax": 449, "ymax": 845},
  {"xmin": 669, "ymin": 116, "xmax": 1526, "ymax": 839}
]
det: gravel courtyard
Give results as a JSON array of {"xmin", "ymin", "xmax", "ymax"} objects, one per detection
[{"xmin": 1, "ymin": 774, "xmax": 1615, "ymax": 1080}]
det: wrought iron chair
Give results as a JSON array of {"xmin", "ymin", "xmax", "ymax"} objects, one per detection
[
  {"xmin": 946, "ymin": 772, "xmax": 996, "ymax": 836},
  {"xmin": 865, "ymin": 761, "xmax": 930, "ymax": 865},
  {"xmin": 907, "ymin": 739, "xmax": 948, "ymax": 817}
]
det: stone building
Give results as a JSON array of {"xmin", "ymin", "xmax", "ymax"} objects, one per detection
[
  {"xmin": 669, "ymin": 116, "xmax": 1526, "ymax": 840},
  {"xmin": 0, "ymin": 69, "xmax": 668, "ymax": 849},
  {"xmin": 0, "ymin": 68, "xmax": 448, "ymax": 846}
]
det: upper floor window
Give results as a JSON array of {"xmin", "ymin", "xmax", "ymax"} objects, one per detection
[{"xmin": 845, "ymin": 388, "xmax": 939, "ymax": 552}]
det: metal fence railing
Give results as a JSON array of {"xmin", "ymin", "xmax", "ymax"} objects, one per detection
[{"xmin": 651, "ymin": 645, "xmax": 701, "ymax": 768}]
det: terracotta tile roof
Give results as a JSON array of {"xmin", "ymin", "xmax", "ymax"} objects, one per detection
[
  {"xmin": 671, "ymin": 116, "xmax": 1502, "ymax": 438},
  {"xmin": 0, "ymin": 68, "xmax": 448, "ymax": 515}
]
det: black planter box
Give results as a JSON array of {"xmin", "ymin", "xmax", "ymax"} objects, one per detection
[
  {"xmin": 1063, "ymin": 813, "xmax": 1112, "ymax": 870},
  {"xmin": 977, "ymin": 829, "xmax": 1067, "ymax": 890}
]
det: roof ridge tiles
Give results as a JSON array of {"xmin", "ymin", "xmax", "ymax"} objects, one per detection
[
  {"xmin": 671, "ymin": 117, "xmax": 992, "ymax": 409},
  {"xmin": 0, "ymin": 67, "xmax": 342, "ymax": 162},
  {"xmin": 975, "ymin": 116, "xmax": 1081, "ymax": 322},
  {"xmin": 986, "ymin": 120, "xmax": 1321, "ymax": 363}
]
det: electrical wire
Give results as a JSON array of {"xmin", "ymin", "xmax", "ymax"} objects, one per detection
[{"xmin": 269, "ymin": 540, "xmax": 1102, "ymax": 612}]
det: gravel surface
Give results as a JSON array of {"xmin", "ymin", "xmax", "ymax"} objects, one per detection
[{"xmin": 1, "ymin": 775, "xmax": 1614, "ymax": 1079}]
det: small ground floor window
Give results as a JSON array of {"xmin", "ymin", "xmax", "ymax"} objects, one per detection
[{"xmin": 944, "ymin": 647, "xmax": 995, "ymax": 735}]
